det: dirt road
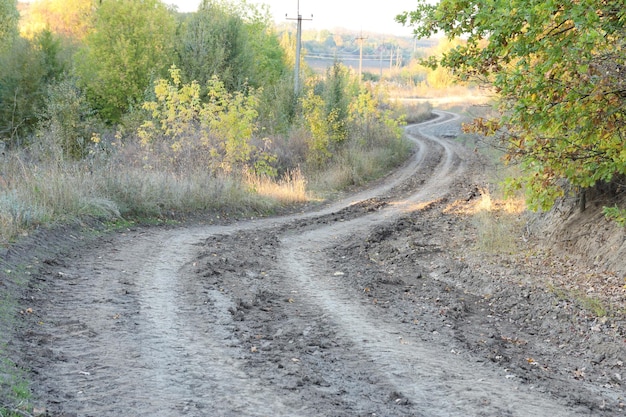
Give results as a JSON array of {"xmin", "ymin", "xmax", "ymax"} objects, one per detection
[{"xmin": 18, "ymin": 111, "xmax": 625, "ymax": 416}]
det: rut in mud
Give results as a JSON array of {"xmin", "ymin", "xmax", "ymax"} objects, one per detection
[{"xmin": 15, "ymin": 111, "xmax": 626, "ymax": 416}]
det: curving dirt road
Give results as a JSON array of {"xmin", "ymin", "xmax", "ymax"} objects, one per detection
[{"xmin": 18, "ymin": 111, "xmax": 625, "ymax": 416}]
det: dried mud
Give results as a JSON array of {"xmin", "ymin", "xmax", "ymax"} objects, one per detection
[{"xmin": 4, "ymin": 111, "xmax": 626, "ymax": 416}]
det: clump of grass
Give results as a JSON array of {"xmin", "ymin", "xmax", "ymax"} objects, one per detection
[
  {"xmin": 308, "ymin": 135, "xmax": 412, "ymax": 193},
  {"xmin": 0, "ymin": 360, "xmax": 31, "ymax": 416},
  {"xmin": 392, "ymin": 100, "xmax": 434, "ymax": 124},
  {"xmin": 446, "ymin": 188, "xmax": 526, "ymax": 254},
  {"xmin": 548, "ymin": 284, "xmax": 610, "ymax": 318},
  {"xmin": 245, "ymin": 168, "xmax": 308, "ymax": 205},
  {"xmin": 472, "ymin": 190, "xmax": 526, "ymax": 254}
]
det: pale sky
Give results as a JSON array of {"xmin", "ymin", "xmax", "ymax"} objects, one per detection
[{"xmin": 167, "ymin": 0, "xmax": 419, "ymax": 36}]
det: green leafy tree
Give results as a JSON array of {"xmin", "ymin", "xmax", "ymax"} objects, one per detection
[
  {"xmin": 76, "ymin": 0, "xmax": 176, "ymax": 123},
  {"xmin": 0, "ymin": 0, "xmax": 17, "ymax": 49},
  {"xmin": 0, "ymin": 30, "xmax": 66, "ymax": 145},
  {"xmin": 398, "ymin": 0, "xmax": 626, "ymax": 217},
  {"xmin": 301, "ymin": 89, "xmax": 331, "ymax": 166},
  {"xmin": 243, "ymin": 3, "xmax": 287, "ymax": 88},
  {"xmin": 323, "ymin": 61, "xmax": 351, "ymax": 144},
  {"xmin": 176, "ymin": 0, "xmax": 248, "ymax": 90},
  {"xmin": 176, "ymin": 0, "xmax": 286, "ymax": 91},
  {"xmin": 300, "ymin": 63, "xmax": 358, "ymax": 166}
]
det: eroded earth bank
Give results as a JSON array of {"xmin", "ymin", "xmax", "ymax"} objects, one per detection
[{"xmin": 9, "ymin": 111, "xmax": 626, "ymax": 416}]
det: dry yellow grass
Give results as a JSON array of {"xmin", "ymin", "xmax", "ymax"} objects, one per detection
[
  {"xmin": 244, "ymin": 168, "xmax": 309, "ymax": 205},
  {"xmin": 446, "ymin": 188, "xmax": 526, "ymax": 254}
]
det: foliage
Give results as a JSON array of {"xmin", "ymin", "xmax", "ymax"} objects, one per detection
[
  {"xmin": 138, "ymin": 65, "xmax": 266, "ymax": 174},
  {"xmin": 256, "ymin": 76, "xmax": 296, "ymax": 135},
  {"xmin": 0, "ymin": 30, "xmax": 66, "ymax": 145},
  {"xmin": 76, "ymin": 0, "xmax": 176, "ymax": 123},
  {"xmin": 323, "ymin": 62, "xmax": 351, "ymax": 142},
  {"xmin": 602, "ymin": 206, "xmax": 626, "ymax": 227},
  {"xmin": 241, "ymin": 2, "xmax": 287, "ymax": 88},
  {"xmin": 0, "ymin": 0, "xmax": 17, "ymax": 48},
  {"xmin": 300, "ymin": 62, "xmax": 355, "ymax": 166},
  {"xmin": 19, "ymin": 0, "xmax": 94, "ymax": 41},
  {"xmin": 349, "ymin": 84, "xmax": 404, "ymax": 145},
  {"xmin": 175, "ymin": 0, "xmax": 286, "ymax": 92},
  {"xmin": 299, "ymin": 62, "xmax": 408, "ymax": 176},
  {"xmin": 398, "ymin": 0, "xmax": 626, "ymax": 213},
  {"xmin": 300, "ymin": 89, "xmax": 331, "ymax": 166},
  {"xmin": 176, "ymin": 0, "xmax": 249, "ymax": 90},
  {"xmin": 425, "ymin": 38, "xmax": 464, "ymax": 89},
  {"xmin": 38, "ymin": 78, "xmax": 100, "ymax": 160}
]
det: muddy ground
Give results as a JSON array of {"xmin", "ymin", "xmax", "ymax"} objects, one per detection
[{"xmin": 3, "ymin": 111, "xmax": 626, "ymax": 416}]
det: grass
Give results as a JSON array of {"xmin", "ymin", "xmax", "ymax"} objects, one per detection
[
  {"xmin": 446, "ymin": 187, "xmax": 527, "ymax": 254},
  {"xmin": 0, "ymin": 154, "xmax": 291, "ymax": 244},
  {"xmin": 392, "ymin": 100, "xmax": 434, "ymax": 124},
  {"xmin": 244, "ymin": 168, "xmax": 309, "ymax": 205},
  {"xmin": 548, "ymin": 284, "xmax": 611, "ymax": 318},
  {"xmin": 307, "ymin": 133, "xmax": 413, "ymax": 194}
]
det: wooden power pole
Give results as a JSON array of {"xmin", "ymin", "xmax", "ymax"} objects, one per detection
[
  {"xmin": 287, "ymin": 1, "xmax": 312, "ymax": 95},
  {"xmin": 356, "ymin": 32, "xmax": 368, "ymax": 82}
]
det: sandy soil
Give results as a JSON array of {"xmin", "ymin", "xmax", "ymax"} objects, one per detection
[{"xmin": 6, "ymin": 111, "xmax": 626, "ymax": 416}]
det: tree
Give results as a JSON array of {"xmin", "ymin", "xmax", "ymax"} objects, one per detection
[
  {"xmin": 244, "ymin": 4, "xmax": 287, "ymax": 88},
  {"xmin": 0, "ymin": 30, "xmax": 65, "ymax": 145},
  {"xmin": 398, "ymin": 0, "xmax": 626, "ymax": 215},
  {"xmin": 175, "ymin": 0, "xmax": 286, "ymax": 91},
  {"xmin": 323, "ymin": 61, "xmax": 352, "ymax": 144},
  {"xmin": 139, "ymin": 65, "xmax": 263, "ymax": 174},
  {"xmin": 0, "ymin": 0, "xmax": 18, "ymax": 49},
  {"xmin": 76, "ymin": 0, "xmax": 176, "ymax": 123},
  {"xmin": 176, "ymin": 0, "xmax": 248, "ymax": 91},
  {"xmin": 300, "ymin": 62, "xmax": 357, "ymax": 166}
]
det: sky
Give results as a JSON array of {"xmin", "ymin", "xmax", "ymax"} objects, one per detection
[{"xmin": 166, "ymin": 0, "xmax": 419, "ymax": 36}]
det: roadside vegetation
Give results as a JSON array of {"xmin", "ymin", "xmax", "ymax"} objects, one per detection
[
  {"xmin": 0, "ymin": 0, "xmax": 422, "ymax": 246},
  {"xmin": 398, "ymin": 0, "xmax": 626, "ymax": 224}
]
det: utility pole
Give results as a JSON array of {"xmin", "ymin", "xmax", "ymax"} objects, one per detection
[
  {"xmin": 356, "ymin": 32, "xmax": 368, "ymax": 82},
  {"xmin": 379, "ymin": 42, "xmax": 384, "ymax": 78},
  {"xmin": 286, "ymin": 1, "xmax": 312, "ymax": 96}
]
